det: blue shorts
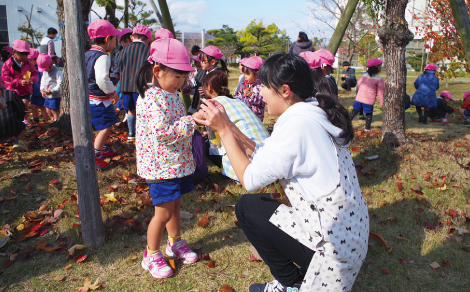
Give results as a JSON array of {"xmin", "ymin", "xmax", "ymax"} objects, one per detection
[
  {"xmin": 148, "ymin": 176, "xmax": 195, "ymax": 206},
  {"xmin": 115, "ymin": 93, "xmax": 123, "ymax": 110},
  {"xmin": 404, "ymin": 102, "xmax": 411, "ymax": 111},
  {"xmin": 31, "ymin": 96, "xmax": 45, "ymax": 107},
  {"xmin": 121, "ymin": 92, "xmax": 139, "ymax": 111},
  {"xmin": 44, "ymin": 98, "xmax": 61, "ymax": 110},
  {"xmin": 19, "ymin": 95, "xmax": 31, "ymax": 102},
  {"xmin": 90, "ymin": 102, "xmax": 119, "ymax": 131},
  {"xmin": 353, "ymin": 101, "xmax": 374, "ymax": 114},
  {"xmin": 464, "ymin": 109, "xmax": 470, "ymax": 117}
]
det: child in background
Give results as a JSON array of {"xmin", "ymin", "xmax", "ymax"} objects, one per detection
[
  {"xmin": 234, "ymin": 57, "xmax": 247, "ymax": 95},
  {"xmin": 154, "ymin": 28, "xmax": 173, "ymax": 40},
  {"xmin": 114, "ymin": 27, "xmax": 133, "ymax": 119},
  {"xmin": 1, "ymin": 40, "xmax": 39, "ymax": 125},
  {"xmin": 116, "ymin": 25, "xmax": 151, "ymax": 142},
  {"xmin": 85, "ymin": 19, "xmax": 120, "ymax": 170},
  {"xmin": 459, "ymin": 91, "xmax": 470, "ymax": 126},
  {"xmin": 299, "ymin": 51, "xmax": 337, "ymax": 97},
  {"xmin": 28, "ymin": 49, "xmax": 49, "ymax": 123},
  {"xmin": 317, "ymin": 49, "xmax": 338, "ymax": 96},
  {"xmin": 234, "ymin": 56, "xmax": 265, "ymax": 121},
  {"xmin": 135, "ymin": 38, "xmax": 199, "ymax": 278},
  {"xmin": 412, "ymin": 63, "xmax": 439, "ymax": 124},
  {"xmin": 38, "ymin": 54, "xmax": 63, "ymax": 121},
  {"xmin": 429, "ymin": 90, "xmax": 454, "ymax": 123},
  {"xmin": 350, "ymin": 57, "xmax": 385, "ymax": 132}
]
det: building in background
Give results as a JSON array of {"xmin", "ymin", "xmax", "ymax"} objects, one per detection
[
  {"xmin": 177, "ymin": 29, "xmax": 214, "ymax": 50},
  {"xmin": 0, "ymin": 0, "xmax": 61, "ymax": 56}
]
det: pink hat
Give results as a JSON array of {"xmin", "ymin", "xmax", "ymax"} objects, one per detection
[
  {"xmin": 2, "ymin": 46, "xmax": 12, "ymax": 54},
  {"xmin": 37, "ymin": 53, "xmax": 52, "ymax": 72},
  {"xmin": 12, "ymin": 40, "xmax": 30, "ymax": 53},
  {"xmin": 88, "ymin": 19, "xmax": 120, "ymax": 39},
  {"xmin": 299, "ymin": 51, "xmax": 321, "ymax": 69},
  {"xmin": 28, "ymin": 48, "xmax": 39, "ymax": 60},
  {"xmin": 463, "ymin": 91, "xmax": 470, "ymax": 101},
  {"xmin": 366, "ymin": 57, "xmax": 383, "ymax": 68},
  {"xmin": 154, "ymin": 28, "xmax": 174, "ymax": 40},
  {"xmin": 238, "ymin": 57, "xmax": 248, "ymax": 63},
  {"xmin": 133, "ymin": 25, "xmax": 152, "ymax": 40},
  {"xmin": 200, "ymin": 45, "xmax": 223, "ymax": 60},
  {"xmin": 316, "ymin": 49, "xmax": 335, "ymax": 66},
  {"xmin": 149, "ymin": 39, "xmax": 195, "ymax": 72},
  {"xmin": 118, "ymin": 28, "xmax": 132, "ymax": 41},
  {"xmin": 193, "ymin": 55, "xmax": 200, "ymax": 62},
  {"xmin": 440, "ymin": 90, "xmax": 454, "ymax": 101},
  {"xmin": 425, "ymin": 63, "xmax": 437, "ymax": 71},
  {"xmin": 241, "ymin": 56, "xmax": 264, "ymax": 70}
]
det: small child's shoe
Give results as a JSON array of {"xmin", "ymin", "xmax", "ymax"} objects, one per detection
[
  {"xmin": 95, "ymin": 154, "xmax": 109, "ymax": 170},
  {"xmin": 12, "ymin": 140, "xmax": 28, "ymax": 151},
  {"xmin": 100, "ymin": 146, "xmax": 119, "ymax": 158},
  {"xmin": 23, "ymin": 120, "xmax": 31, "ymax": 125},
  {"xmin": 165, "ymin": 239, "xmax": 198, "ymax": 264},
  {"xmin": 141, "ymin": 250, "xmax": 173, "ymax": 278},
  {"xmin": 359, "ymin": 116, "xmax": 366, "ymax": 120},
  {"xmin": 429, "ymin": 118, "xmax": 437, "ymax": 122},
  {"xmin": 442, "ymin": 120, "xmax": 451, "ymax": 124}
]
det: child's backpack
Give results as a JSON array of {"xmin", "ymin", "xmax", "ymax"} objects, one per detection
[{"xmin": 0, "ymin": 90, "xmax": 26, "ymax": 135}]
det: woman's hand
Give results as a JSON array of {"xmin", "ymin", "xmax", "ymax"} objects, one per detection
[{"xmin": 193, "ymin": 99, "xmax": 231, "ymax": 134}]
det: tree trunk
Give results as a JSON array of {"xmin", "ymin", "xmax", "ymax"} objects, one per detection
[
  {"xmin": 449, "ymin": 0, "xmax": 470, "ymax": 63},
  {"xmin": 124, "ymin": 0, "xmax": 129, "ymax": 28},
  {"xmin": 55, "ymin": 0, "xmax": 91, "ymax": 132},
  {"xmin": 327, "ymin": 0, "xmax": 360, "ymax": 55},
  {"xmin": 157, "ymin": 0, "xmax": 176, "ymax": 37},
  {"xmin": 378, "ymin": 0, "xmax": 414, "ymax": 145}
]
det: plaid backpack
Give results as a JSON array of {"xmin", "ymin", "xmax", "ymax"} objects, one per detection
[{"xmin": 0, "ymin": 89, "xmax": 25, "ymax": 135}]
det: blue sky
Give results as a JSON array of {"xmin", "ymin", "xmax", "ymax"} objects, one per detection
[{"xmin": 91, "ymin": 0, "xmax": 332, "ymax": 43}]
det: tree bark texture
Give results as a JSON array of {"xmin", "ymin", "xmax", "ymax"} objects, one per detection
[
  {"xmin": 378, "ymin": 0, "xmax": 414, "ymax": 145},
  {"xmin": 449, "ymin": 0, "xmax": 470, "ymax": 63},
  {"xmin": 56, "ymin": 0, "xmax": 92, "ymax": 132},
  {"xmin": 326, "ymin": 0, "xmax": 359, "ymax": 55},
  {"xmin": 157, "ymin": 0, "xmax": 176, "ymax": 37},
  {"xmin": 64, "ymin": 0, "xmax": 105, "ymax": 249}
]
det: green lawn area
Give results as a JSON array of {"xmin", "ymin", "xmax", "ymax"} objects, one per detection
[{"xmin": 1, "ymin": 76, "xmax": 470, "ymax": 291}]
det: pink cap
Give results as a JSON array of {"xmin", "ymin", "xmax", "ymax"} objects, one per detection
[
  {"xmin": 366, "ymin": 57, "xmax": 383, "ymax": 68},
  {"xmin": 200, "ymin": 45, "xmax": 223, "ymax": 60},
  {"xmin": 118, "ymin": 28, "xmax": 132, "ymax": 41},
  {"xmin": 440, "ymin": 90, "xmax": 454, "ymax": 101},
  {"xmin": 193, "ymin": 55, "xmax": 200, "ymax": 62},
  {"xmin": 154, "ymin": 28, "xmax": 174, "ymax": 40},
  {"xmin": 316, "ymin": 49, "xmax": 335, "ymax": 66},
  {"xmin": 28, "ymin": 48, "xmax": 39, "ymax": 59},
  {"xmin": 241, "ymin": 56, "xmax": 264, "ymax": 70},
  {"xmin": 299, "ymin": 51, "xmax": 321, "ymax": 69},
  {"xmin": 37, "ymin": 53, "xmax": 52, "ymax": 72},
  {"xmin": 463, "ymin": 91, "xmax": 470, "ymax": 101},
  {"xmin": 149, "ymin": 39, "xmax": 195, "ymax": 72},
  {"xmin": 12, "ymin": 40, "xmax": 30, "ymax": 53},
  {"xmin": 238, "ymin": 57, "xmax": 248, "ymax": 63},
  {"xmin": 2, "ymin": 46, "xmax": 12, "ymax": 54},
  {"xmin": 425, "ymin": 63, "xmax": 437, "ymax": 71},
  {"xmin": 133, "ymin": 25, "xmax": 152, "ymax": 40},
  {"xmin": 88, "ymin": 19, "xmax": 120, "ymax": 39}
]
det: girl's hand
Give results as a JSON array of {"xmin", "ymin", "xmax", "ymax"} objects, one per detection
[
  {"xmin": 244, "ymin": 88, "xmax": 253, "ymax": 97},
  {"xmin": 21, "ymin": 80, "xmax": 31, "ymax": 86},
  {"xmin": 194, "ymin": 99, "xmax": 231, "ymax": 134}
]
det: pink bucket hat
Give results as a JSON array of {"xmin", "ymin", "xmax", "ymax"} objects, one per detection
[
  {"xmin": 12, "ymin": 40, "xmax": 30, "ymax": 53},
  {"xmin": 37, "ymin": 53, "xmax": 52, "ymax": 72},
  {"xmin": 118, "ymin": 28, "xmax": 132, "ymax": 41},
  {"xmin": 366, "ymin": 57, "xmax": 383, "ymax": 68},
  {"xmin": 316, "ymin": 49, "xmax": 335, "ymax": 66},
  {"xmin": 200, "ymin": 45, "xmax": 223, "ymax": 60},
  {"xmin": 238, "ymin": 57, "xmax": 248, "ymax": 63},
  {"xmin": 299, "ymin": 51, "xmax": 321, "ymax": 69},
  {"xmin": 133, "ymin": 25, "xmax": 152, "ymax": 40},
  {"xmin": 28, "ymin": 48, "xmax": 39, "ymax": 60},
  {"xmin": 463, "ymin": 91, "xmax": 470, "ymax": 101},
  {"xmin": 154, "ymin": 28, "xmax": 174, "ymax": 40},
  {"xmin": 193, "ymin": 55, "xmax": 200, "ymax": 62},
  {"xmin": 149, "ymin": 39, "xmax": 195, "ymax": 72},
  {"xmin": 425, "ymin": 63, "xmax": 437, "ymax": 71},
  {"xmin": 88, "ymin": 19, "xmax": 120, "ymax": 39},
  {"xmin": 2, "ymin": 46, "xmax": 13, "ymax": 54},
  {"xmin": 241, "ymin": 56, "xmax": 264, "ymax": 70},
  {"xmin": 440, "ymin": 90, "xmax": 454, "ymax": 101}
]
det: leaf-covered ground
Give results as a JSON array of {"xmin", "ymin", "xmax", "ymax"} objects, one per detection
[{"xmin": 1, "ymin": 80, "xmax": 470, "ymax": 291}]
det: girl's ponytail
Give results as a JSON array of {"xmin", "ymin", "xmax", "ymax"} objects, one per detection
[
  {"xmin": 135, "ymin": 61, "xmax": 154, "ymax": 98},
  {"xmin": 219, "ymin": 59, "xmax": 230, "ymax": 76}
]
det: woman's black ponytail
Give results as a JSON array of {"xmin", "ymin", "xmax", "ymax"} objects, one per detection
[{"xmin": 135, "ymin": 61, "xmax": 154, "ymax": 98}]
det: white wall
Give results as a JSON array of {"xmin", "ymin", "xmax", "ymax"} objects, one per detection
[{"xmin": 1, "ymin": 0, "xmax": 62, "ymax": 56}]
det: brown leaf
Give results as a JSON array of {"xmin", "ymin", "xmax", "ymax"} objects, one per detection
[
  {"xmin": 54, "ymin": 274, "xmax": 65, "ymax": 282},
  {"xmin": 35, "ymin": 241, "xmax": 48, "ymax": 251},
  {"xmin": 76, "ymin": 254, "xmax": 87, "ymax": 263},
  {"xmin": 430, "ymin": 262, "xmax": 440, "ymax": 269},
  {"xmin": 168, "ymin": 259, "xmax": 176, "ymax": 271},
  {"xmin": 369, "ymin": 232, "xmax": 392, "ymax": 252},
  {"xmin": 64, "ymin": 263, "xmax": 73, "ymax": 270},
  {"xmin": 442, "ymin": 260, "xmax": 451, "ymax": 267},
  {"xmin": 396, "ymin": 236, "xmax": 410, "ymax": 242},
  {"xmin": 197, "ymin": 214, "xmax": 210, "ymax": 228},
  {"xmin": 381, "ymin": 267, "xmax": 391, "ymax": 274},
  {"xmin": 220, "ymin": 285, "xmax": 233, "ymax": 292},
  {"xmin": 397, "ymin": 182, "xmax": 403, "ymax": 191},
  {"xmin": 199, "ymin": 253, "xmax": 211, "ymax": 261},
  {"xmin": 207, "ymin": 261, "xmax": 216, "ymax": 268}
]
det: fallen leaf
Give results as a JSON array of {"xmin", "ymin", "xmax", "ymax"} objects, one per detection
[
  {"xmin": 54, "ymin": 274, "xmax": 65, "ymax": 282},
  {"xmin": 76, "ymin": 277, "xmax": 101, "ymax": 291},
  {"xmin": 35, "ymin": 242, "xmax": 48, "ymax": 251},
  {"xmin": 64, "ymin": 264, "xmax": 73, "ymax": 270},
  {"xmin": 249, "ymin": 255, "xmax": 262, "ymax": 262},
  {"xmin": 104, "ymin": 192, "xmax": 117, "ymax": 202},
  {"xmin": 442, "ymin": 260, "xmax": 451, "ymax": 268},
  {"xmin": 199, "ymin": 253, "xmax": 211, "ymax": 261},
  {"xmin": 220, "ymin": 285, "xmax": 233, "ymax": 292},
  {"xmin": 76, "ymin": 254, "xmax": 88, "ymax": 263},
  {"xmin": 3, "ymin": 259, "xmax": 14, "ymax": 269},
  {"xmin": 397, "ymin": 182, "xmax": 403, "ymax": 191},
  {"xmin": 197, "ymin": 214, "xmax": 210, "ymax": 228},
  {"xmin": 369, "ymin": 232, "xmax": 392, "ymax": 252},
  {"xmin": 130, "ymin": 256, "xmax": 137, "ymax": 262},
  {"xmin": 207, "ymin": 261, "xmax": 216, "ymax": 268},
  {"xmin": 396, "ymin": 236, "xmax": 410, "ymax": 242},
  {"xmin": 381, "ymin": 267, "xmax": 391, "ymax": 274},
  {"xmin": 351, "ymin": 147, "xmax": 359, "ymax": 152},
  {"xmin": 168, "ymin": 259, "xmax": 176, "ymax": 270},
  {"xmin": 380, "ymin": 201, "xmax": 387, "ymax": 206},
  {"xmin": 448, "ymin": 209, "xmax": 458, "ymax": 217},
  {"xmin": 180, "ymin": 211, "xmax": 193, "ymax": 220},
  {"xmin": 437, "ymin": 184, "xmax": 447, "ymax": 191},
  {"xmin": 68, "ymin": 244, "xmax": 87, "ymax": 256},
  {"xmin": 455, "ymin": 227, "xmax": 469, "ymax": 235},
  {"xmin": 430, "ymin": 262, "xmax": 440, "ymax": 269}
]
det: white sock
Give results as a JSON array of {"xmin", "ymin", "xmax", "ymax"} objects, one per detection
[{"xmin": 443, "ymin": 119, "xmax": 447, "ymax": 122}]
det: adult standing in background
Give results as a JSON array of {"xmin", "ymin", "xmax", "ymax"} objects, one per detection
[
  {"xmin": 39, "ymin": 28, "xmax": 58, "ymax": 56},
  {"xmin": 341, "ymin": 61, "xmax": 357, "ymax": 91},
  {"xmin": 288, "ymin": 32, "xmax": 316, "ymax": 56}
]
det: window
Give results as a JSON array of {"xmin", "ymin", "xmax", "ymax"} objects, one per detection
[{"xmin": 0, "ymin": 5, "xmax": 8, "ymax": 51}]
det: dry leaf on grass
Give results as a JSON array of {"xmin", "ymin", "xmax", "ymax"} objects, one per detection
[
  {"xmin": 369, "ymin": 232, "xmax": 392, "ymax": 252},
  {"xmin": 68, "ymin": 244, "xmax": 87, "ymax": 256},
  {"xmin": 220, "ymin": 285, "xmax": 233, "ymax": 292},
  {"xmin": 54, "ymin": 274, "xmax": 65, "ymax": 282},
  {"xmin": 442, "ymin": 260, "xmax": 451, "ymax": 267},
  {"xmin": 207, "ymin": 261, "xmax": 216, "ymax": 268},
  {"xmin": 197, "ymin": 214, "xmax": 210, "ymax": 227},
  {"xmin": 381, "ymin": 267, "xmax": 391, "ymax": 274},
  {"xmin": 64, "ymin": 264, "xmax": 73, "ymax": 270},
  {"xmin": 76, "ymin": 277, "xmax": 102, "ymax": 292},
  {"xmin": 430, "ymin": 262, "xmax": 441, "ymax": 269},
  {"xmin": 168, "ymin": 259, "xmax": 176, "ymax": 271}
]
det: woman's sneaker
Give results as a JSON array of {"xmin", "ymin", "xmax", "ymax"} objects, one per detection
[
  {"xmin": 141, "ymin": 250, "xmax": 173, "ymax": 278},
  {"xmin": 249, "ymin": 280, "xmax": 300, "ymax": 292},
  {"xmin": 165, "ymin": 239, "xmax": 198, "ymax": 264}
]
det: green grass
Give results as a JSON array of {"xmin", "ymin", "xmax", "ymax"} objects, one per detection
[{"xmin": 1, "ymin": 77, "xmax": 470, "ymax": 291}]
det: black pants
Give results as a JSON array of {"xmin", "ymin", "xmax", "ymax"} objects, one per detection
[
  {"xmin": 235, "ymin": 193, "xmax": 315, "ymax": 287},
  {"xmin": 341, "ymin": 79, "xmax": 357, "ymax": 91}
]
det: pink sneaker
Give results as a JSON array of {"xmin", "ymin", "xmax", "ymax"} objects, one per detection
[
  {"xmin": 141, "ymin": 250, "xmax": 173, "ymax": 278},
  {"xmin": 165, "ymin": 239, "xmax": 198, "ymax": 264},
  {"xmin": 364, "ymin": 129, "xmax": 372, "ymax": 132},
  {"xmin": 442, "ymin": 120, "xmax": 451, "ymax": 124},
  {"xmin": 23, "ymin": 120, "xmax": 31, "ymax": 125}
]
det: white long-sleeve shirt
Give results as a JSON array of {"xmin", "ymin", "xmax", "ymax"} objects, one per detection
[{"xmin": 40, "ymin": 65, "xmax": 63, "ymax": 98}]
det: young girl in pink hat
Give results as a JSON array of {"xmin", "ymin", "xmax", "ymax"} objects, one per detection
[
  {"xmin": 1, "ymin": 40, "xmax": 39, "ymax": 125},
  {"xmin": 234, "ymin": 56, "xmax": 265, "ymax": 121},
  {"xmin": 429, "ymin": 90, "xmax": 455, "ymax": 123},
  {"xmin": 28, "ymin": 48, "xmax": 49, "ymax": 124},
  {"xmin": 135, "ymin": 38, "xmax": 200, "ymax": 279},
  {"xmin": 350, "ymin": 57, "xmax": 385, "ymax": 132}
]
